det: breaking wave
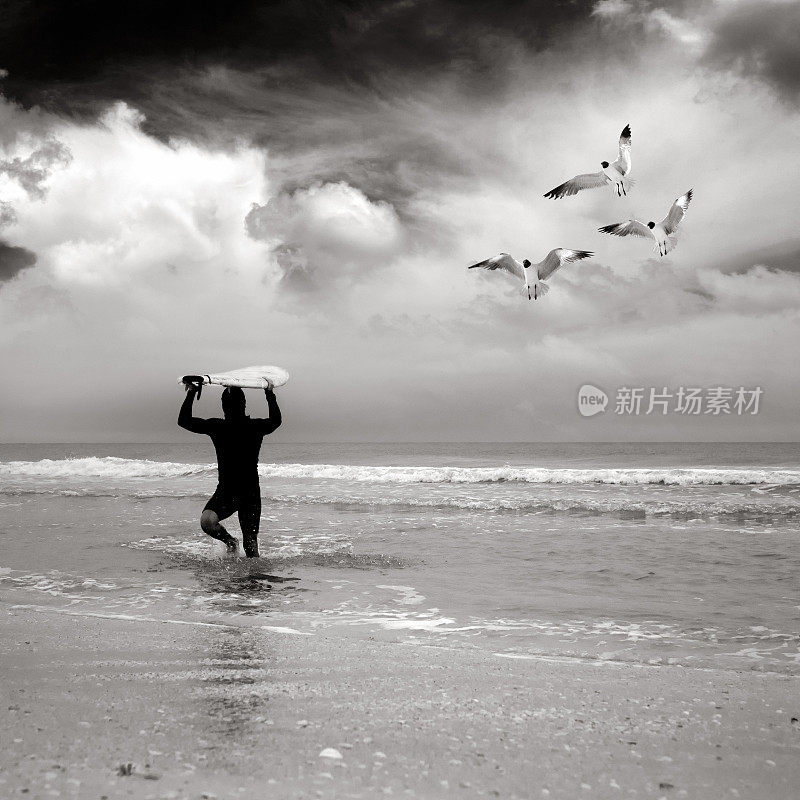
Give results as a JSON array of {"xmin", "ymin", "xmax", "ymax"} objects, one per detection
[
  {"xmin": 258, "ymin": 464, "xmax": 800, "ymax": 486},
  {"xmin": 2, "ymin": 456, "xmax": 800, "ymax": 486},
  {"xmin": 0, "ymin": 456, "xmax": 213, "ymax": 479}
]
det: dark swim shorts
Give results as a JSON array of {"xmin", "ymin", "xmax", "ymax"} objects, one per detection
[{"xmin": 203, "ymin": 486, "xmax": 262, "ymax": 531}]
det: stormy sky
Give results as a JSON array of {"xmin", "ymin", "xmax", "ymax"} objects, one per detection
[{"xmin": 1, "ymin": 0, "xmax": 799, "ymax": 442}]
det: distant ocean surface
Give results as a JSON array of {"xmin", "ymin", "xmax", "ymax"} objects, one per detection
[{"xmin": 2, "ymin": 442, "xmax": 799, "ymax": 675}]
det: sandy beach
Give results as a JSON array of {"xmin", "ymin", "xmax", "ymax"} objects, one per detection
[
  {"xmin": 3, "ymin": 0, "xmax": 800, "ymax": 795},
  {"xmin": 4, "ymin": 605, "xmax": 799, "ymax": 800}
]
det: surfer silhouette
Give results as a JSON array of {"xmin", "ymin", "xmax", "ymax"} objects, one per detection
[{"xmin": 178, "ymin": 383, "xmax": 281, "ymax": 557}]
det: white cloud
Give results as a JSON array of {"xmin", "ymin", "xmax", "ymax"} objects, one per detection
[
  {"xmin": 0, "ymin": 135, "xmax": 71, "ymax": 201},
  {"xmin": 3, "ymin": 101, "xmax": 270, "ymax": 288},
  {"xmin": 591, "ymin": 0, "xmax": 630, "ymax": 17},
  {"xmin": 246, "ymin": 181, "xmax": 405, "ymax": 289},
  {"xmin": 647, "ymin": 9, "xmax": 707, "ymax": 47},
  {"xmin": 591, "ymin": 0, "xmax": 707, "ymax": 49}
]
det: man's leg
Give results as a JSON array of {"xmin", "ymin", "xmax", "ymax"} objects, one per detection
[
  {"xmin": 201, "ymin": 492, "xmax": 239, "ymax": 554},
  {"xmin": 237, "ymin": 494, "xmax": 262, "ymax": 558}
]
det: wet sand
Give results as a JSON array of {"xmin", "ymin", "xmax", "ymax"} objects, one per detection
[{"xmin": 3, "ymin": 606, "xmax": 799, "ymax": 800}]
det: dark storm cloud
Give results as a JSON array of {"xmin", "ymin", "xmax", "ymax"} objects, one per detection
[
  {"xmin": 133, "ymin": 68, "xmax": 487, "ymax": 220},
  {"xmin": 702, "ymin": 1, "xmax": 800, "ymax": 105},
  {"xmin": 0, "ymin": 241, "xmax": 36, "ymax": 282},
  {"xmin": 723, "ymin": 239, "xmax": 800, "ymax": 276},
  {"xmin": 0, "ymin": 0, "xmax": 596, "ymax": 124}
]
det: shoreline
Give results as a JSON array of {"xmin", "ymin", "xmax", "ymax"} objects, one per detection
[
  {"xmin": 4, "ymin": 606, "xmax": 799, "ymax": 799},
  {"xmin": 15, "ymin": 600, "xmax": 800, "ymax": 679}
]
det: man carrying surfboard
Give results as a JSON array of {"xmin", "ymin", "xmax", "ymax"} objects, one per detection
[{"xmin": 178, "ymin": 382, "xmax": 281, "ymax": 557}]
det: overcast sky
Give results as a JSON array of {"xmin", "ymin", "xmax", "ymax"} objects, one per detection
[{"xmin": 1, "ymin": 0, "xmax": 799, "ymax": 442}]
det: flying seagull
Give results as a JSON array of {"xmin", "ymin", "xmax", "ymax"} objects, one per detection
[
  {"xmin": 544, "ymin": 124, "xmax": 632, "ymax": 199},
  {"xmin": 598, "ymin": 189, "xmax": 693, "ymax": 257},
  {"xmin": 468, "ymin": 249, "xmax": 593, "ymax": 300}
]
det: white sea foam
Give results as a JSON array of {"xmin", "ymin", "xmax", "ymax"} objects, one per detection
[
  {"xmin": 3, "ymin": 456, "xmax": 800, "ymax": 486},
  {"xmin": 13, "ymin": 605, "xmax": 312, "ymax": 635},
  {"xmin": 260, "ymin": 464, "xmax": 800, "ymax": 486},
  {"xmin": 376, "ymin": 585, "xmax": 426, "ymax": 605},
  {"xmin": 0, "ymin": 569, "xmax": 121, "ymax": 596},
  {"xmin": 0, "ymin": 456, "xmax": 213, "ymax": 479}
]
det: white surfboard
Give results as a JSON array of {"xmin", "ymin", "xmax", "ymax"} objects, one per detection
[{"xmin": 179, "ymin": 365, "xmax": 290, "ymax": 396}]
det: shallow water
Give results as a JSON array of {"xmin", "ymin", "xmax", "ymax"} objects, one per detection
[{"xmin": 2, "ymin": 442, "xmax": 799, "ymax": 674}]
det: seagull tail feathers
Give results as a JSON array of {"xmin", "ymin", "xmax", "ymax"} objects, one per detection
[
  {"xmin": 654, "ymin": 236, "xmax": 679, "ymax": 256},
  {"xmin": 522, "ymin": 282, "xmax": 549, "ymax": 298}
]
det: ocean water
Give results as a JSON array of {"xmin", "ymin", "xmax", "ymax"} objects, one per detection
[{"xmin": 2, "ymin": 442, "xmax": 799, "ymax": 675}]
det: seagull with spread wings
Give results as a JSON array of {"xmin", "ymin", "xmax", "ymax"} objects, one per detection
[
  {"xmin": 468, "ymin": 249, "xmax": 593, "ymax": 300},
  {"xmin": 598, "ymin": 189, "xmax": 693, "ymax": 257},
  {"xmin": 544, "ymin": 124, "xmax": 632, "ymax": 199}
]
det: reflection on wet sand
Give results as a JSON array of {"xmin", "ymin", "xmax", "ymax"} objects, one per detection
[{"xmin": 197, "ymin": 627, "xmax": 274, "ymax": 757}]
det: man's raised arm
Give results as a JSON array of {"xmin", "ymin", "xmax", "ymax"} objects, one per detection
[
  {"xmin": 178, "ymin": 385, "xmax": 210, "ymax": 433},
  {"xmin": 259, "ymin": 385, "xmax": 282, "ymax": 435}
]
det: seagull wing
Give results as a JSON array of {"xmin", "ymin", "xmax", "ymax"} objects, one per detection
[
  {"xmin": 661, "ymin": 189, "xmax": 693, "ymax": 234},
  {"xmin": 543, "ymin": 172, "xmax": 607, "ymax": 200},
  {"xmin": 468, "ymin": 253, "xmax": 525, "ymax": 280},
  {"xmin": 611, "ymin": 123, "xmax": 631, "ymax": 175},
  {"xmin": 598, "ymin": 219, "xmax": 652, "ymax": 239},
  {"xmin": 537, "ymin": 248, "xmax": 594, "ymax": 280}
]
